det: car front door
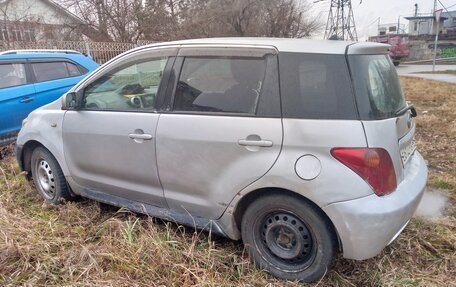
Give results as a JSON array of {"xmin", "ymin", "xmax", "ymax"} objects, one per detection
[
  {"xmin": 156, "ymin": 46, "xmax": 283, "ymax": 219},
  {"xmin": 62, "ymin": 47, "xmax": 177, "ymax": 207},
  {"xmin": 0, "ymin": 60, "xmax": 34, "ymax": 142}
]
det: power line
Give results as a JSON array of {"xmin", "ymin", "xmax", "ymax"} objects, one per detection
[{"xmin": 437, "ymin": 0, "xmax": 454, "ymax": 13}]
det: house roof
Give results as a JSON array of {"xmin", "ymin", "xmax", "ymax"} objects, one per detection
[
  {"xmin": 0, "ymin": 0, "xmax": 111, "ymax": 41},
  {"xmin": 405, "ymin": 16, "xmax": 448, "ymax": 21},
  {"xmin": 0, "ymin": 0, "xmax": 84, "ymax": 24},
  {"xmin": 42, "ymin": 0, "xmax": 85, "ymax": 24}
]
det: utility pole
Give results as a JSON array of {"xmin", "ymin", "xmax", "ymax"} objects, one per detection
[
  {"xmin": 324, "ymin": 0, "xmax": 358, "ymax": 41},
  {"xmin": 433, "ymin": 5, "xmax": 442, "ymax": 72}
]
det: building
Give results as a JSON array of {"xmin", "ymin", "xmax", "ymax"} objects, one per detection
[
  {"xmin": 0, "ymin": 0, "xmax": 108, "ymax": 48},
  {"xmin": 405, "ymin": 10, "xmax": 456, "ymax": 37},
  {"xmin": 442, "ymin": 11, "xmax": 456, "ymax": 33},
  {"xmin": 405, "ymin": 15, "xmax": 447, "ymax": 36},
  {"xmin": 377, "ymin": 23, "xmax": 407, "ymax": 36},
  {"xmin": 403, "ymin": 10, "xmax": 456, "ymax": 61}
]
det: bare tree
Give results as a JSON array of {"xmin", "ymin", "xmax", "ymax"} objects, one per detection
[
  {"xmin": 57, "ymin": 0, "xmax": 323, "ymax": 42},
  {"xmin": 261, "ymin": 0, "xmax": 322, "ymax": 38},
  {"xmin": 60, "ymin": 0, "xmax": 143, "ymax": 42},
  {"xmin": 0, "ymin": 0, "xmax": 42, "ymax": 47},
  {"xmin": 180, "ymin": 0, "xmax": 323, "ymax": 38}
]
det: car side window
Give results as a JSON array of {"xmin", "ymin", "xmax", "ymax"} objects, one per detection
[
  {"xmin": 279, "ymin": 53, "xmax": 357, "ymax": 120},
  {"xmin": 83, "ymin": 57, "xmax": 168, "ymax": 111},
  {"xmin": 0, "ymin": 63, "xmax": 27, "ymax": 89},
  {"xmin": 31, "ymin": 62, "xmax": 70, "ymax": 82},
  {"xmin": 173, "ymin": 57, "xmax": 267, "ymax": 114},
  {"xmin": 66, "ymin": 62, "xmax": 83, "ymax": 77}
]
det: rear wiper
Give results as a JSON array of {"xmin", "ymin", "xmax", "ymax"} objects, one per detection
[{"xmin": 396, "ymin": 105, "xmax": 417, "ymax": 118}]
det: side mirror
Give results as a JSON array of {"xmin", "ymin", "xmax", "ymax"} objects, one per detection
[{"xmin": 62, "ymin": 91, "xmax": 83, "ymax": 110}]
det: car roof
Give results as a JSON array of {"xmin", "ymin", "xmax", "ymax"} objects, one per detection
[
  {"xmin": 137, "ymin": 37, "xmax": 390, "ymax": 55},
  {"xmin": 0, "ymin": 52, "xmax": 99, "ymax": 70},
  {"xmin": 0, "ymin": 53, "xmax": 87, "ymax": 60}
]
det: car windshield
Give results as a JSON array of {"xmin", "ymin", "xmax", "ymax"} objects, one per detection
[{"xmin": 349, "ymin": 55, "xmax": 406, "ymax": 120}]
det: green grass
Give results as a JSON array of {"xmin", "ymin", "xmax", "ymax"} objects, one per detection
[{"xmin": 432, "ymin": 179, "xmax": 453, "ymax": 190}]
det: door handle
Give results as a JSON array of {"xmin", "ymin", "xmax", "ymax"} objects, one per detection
[
  {"xmin": 128, "ymin": 133, "xmax": 153, "ymax": 140},
  {"xmin": 20, "ymin": 97, "xmax": 34, "ymax": 103},
  {"xmin": 238, "ymin": 139, "xmax": 273, "ymax": 147}
]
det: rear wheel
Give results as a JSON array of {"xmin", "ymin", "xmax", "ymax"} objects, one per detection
[
  {"xmin": 31, "ymin": 147, "xmax": 71, "ymax": 204},
  {"xmin": 241, "ymin": 194, "xmax": 337, "ymax": 282}
]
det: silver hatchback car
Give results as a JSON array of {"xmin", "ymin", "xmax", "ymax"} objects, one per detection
[{"xmin": 16, "ymin": 38, "xmax": 427, "ymax": 282}]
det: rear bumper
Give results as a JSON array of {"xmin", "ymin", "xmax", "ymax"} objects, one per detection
[{"xmin": 323, "ymin": 151, "xmax": 427, "ymax": 260}]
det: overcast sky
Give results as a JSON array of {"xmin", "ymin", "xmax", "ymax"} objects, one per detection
[{"xmin": 311, "ymin": 0, "xmax": 454, "ymax": 40}]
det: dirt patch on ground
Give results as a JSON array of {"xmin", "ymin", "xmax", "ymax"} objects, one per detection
[{"xmin": 0, "ymin": 144, "xmax": 14, "ymax": 161}]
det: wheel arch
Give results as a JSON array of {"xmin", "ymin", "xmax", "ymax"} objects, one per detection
[
  {"xmin": 232, "ymin": 187, "xmax": 342, "ymax": 252},
  {"xmin": 20, "ymin": 140, "xmax": 46, "ymax": 178}
]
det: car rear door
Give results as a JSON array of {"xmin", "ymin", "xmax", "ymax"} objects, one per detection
[
  {"xmin": 156, "ymin": 46, "xmax": 283, "ymax": 219},
  {"xmin": 348, "ymin": 53, "xmax": 417, "ymax": 184},
  {"xmin": 30, "ymin": 59, "xmax": 86, "ymax": 110},
  {"xmin": 0, "ymin": 59, "xmax": 35, "ymax": 142},
  {"xmin": 62, "ymin": 47, "xmax": 178, "ymax": 207}
]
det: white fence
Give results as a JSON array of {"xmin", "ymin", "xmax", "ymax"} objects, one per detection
[{"xmin": 0, "ymin": 40, "xmax": 156, "ymax": 64}]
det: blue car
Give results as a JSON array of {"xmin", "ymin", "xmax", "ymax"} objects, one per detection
[{"xmin": 0, "ymin": 50, "xmax": 99, "ymax": 145}]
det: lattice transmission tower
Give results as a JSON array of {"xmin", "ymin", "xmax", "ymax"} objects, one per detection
[{"xmin": 324, "ymin": 0, "xmax": 358, "ymax": 41}]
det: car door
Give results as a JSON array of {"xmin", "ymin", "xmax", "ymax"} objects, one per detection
[
  {"xmin": 30, "ymin": 59, "xmax": 86, "ymax": 110},
  {"xmin": 62, "ymin": 47, "xmax": 178, "ymax": 207},
  {"xmin": 0, "ymin": 60, "xmax": 35, "ymax": 141},
  {"xmin": 156, "ymin": 46, "xmax": 283, "ymax": 219}
]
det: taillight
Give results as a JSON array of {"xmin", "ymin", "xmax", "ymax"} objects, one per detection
[{"xmin": 331, "ymin": 148, "xmax": 397, "ymax": 196}]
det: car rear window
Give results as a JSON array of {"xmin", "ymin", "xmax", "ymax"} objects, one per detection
[
  {"xmin": 348, "ymin": 55, "xmax": 406, "ymax": 120},
  {"xmin": 279, "ymin": 53, "xmax": 357, "ymax": 120},
  {"xmin": 66, "ymin": 62, "xmax": 82, "ymax": 76}
]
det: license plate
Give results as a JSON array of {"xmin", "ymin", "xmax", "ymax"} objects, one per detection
[{"xmin": 400, "ymin": 138, "xmax": 416, "ymax": 166}]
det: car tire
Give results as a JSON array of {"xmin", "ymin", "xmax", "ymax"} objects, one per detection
[
  {"xmin": 241, "ymin": 194, "xmax": 338, "ymax": 283},
  {"xmin": 30, "ymin": 146, "xmax": 71, "ymax": 204}
]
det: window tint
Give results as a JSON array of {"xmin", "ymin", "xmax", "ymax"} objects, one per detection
[
  {"xmin": 77, "ymin": 64, "xmax": 89, "ymax": 74},
  {"xmin": 173, "ymin": 57, "xmax": 267, "ymax": 114},
  {"xmin": 349, "ymin": 55, "xmax": 406, "ymax": 120},
  {"xmin": 84, "ymin": 57, "xmax": 167, "ymax": 111},
  {"xmin": 32, "ymin": 62, "xmax": 69, "ymax": 82},
  {"xmin": 0, "ymin": 63, "xmax": 27, "ymax": 89},
  {"xmin": 279, "ymin": 53, "xmax": 357, "ymax": 120},
  {"xmin": 66, "ymin": 62, "xmax": 82, "ymax": 77}
]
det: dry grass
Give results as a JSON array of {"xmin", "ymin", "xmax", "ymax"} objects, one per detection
[
  {"xmin": 413, "ymin": 70, "xmax": 456, "ymax": 75},
  {"xmin": 0, "ymin": 77, "xmax": 455, "ymax": 286}
]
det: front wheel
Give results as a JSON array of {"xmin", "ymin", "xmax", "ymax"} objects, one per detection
[
  {"xmin": 241, "ymin": 194, "xmax": 338, "ymax": 283},
  {"xmin": 30, "ymin": 147, "xmax": 71, "ymax": 204}
]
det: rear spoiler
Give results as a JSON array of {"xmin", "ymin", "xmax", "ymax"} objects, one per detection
[{"xmin": 346, "ymin": 42, "xmax": 391, "ymax": 55}]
